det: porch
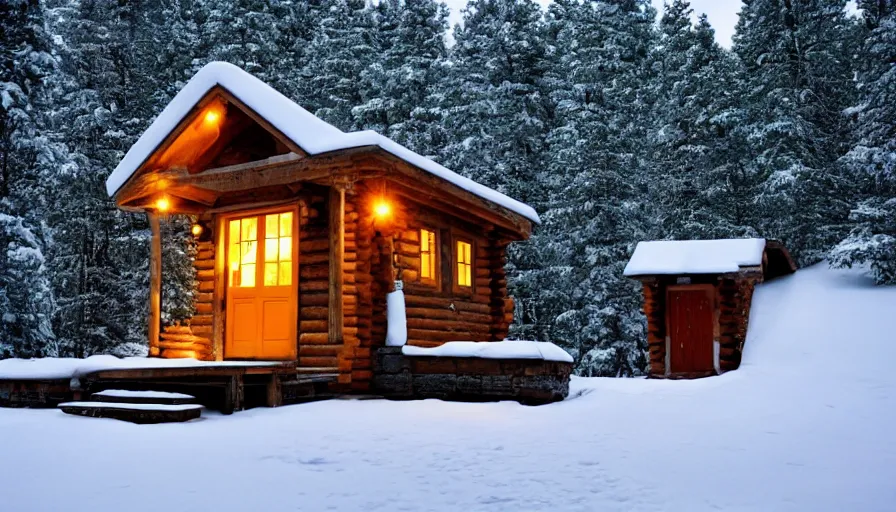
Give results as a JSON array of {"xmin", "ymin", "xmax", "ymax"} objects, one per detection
[{"xmin": 0, "ymin": 357, "xmax": 337, "ymax": 414}]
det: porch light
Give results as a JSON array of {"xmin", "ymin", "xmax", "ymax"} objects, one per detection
[
  {"xmin": 204, "ymin": 109, "xmax": 221, "ymax": 124},
  {"xmin": 155, "ymin": 196, "xmax": 171, "ymax": 213},
  {"xmin": 191, "ymin": 223, "xmax": 203, "ymax": 237},
  {"xmin": 374, "ymin": 200, "xmax": 391, "ymax": 218}
]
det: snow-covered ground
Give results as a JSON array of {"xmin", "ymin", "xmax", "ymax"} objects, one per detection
[{"xmin": 1, "ymin": 265, "xmax": 894, "ymax": 511}]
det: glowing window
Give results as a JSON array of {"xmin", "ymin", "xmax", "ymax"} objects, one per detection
[
  {"xmin": 420, "ymin": 228, "xmax": 437, "ymax": 283},
  {"xmin": 229, "ymin": 217, "xmax": 257, "ymax": 288},
  {"xmin": 263, "ymin": 212, "xmax": 293, "ymax": 287},
  {"xmin": 456, "ymin": 240, "xmax": 472, "ymax": 288}
]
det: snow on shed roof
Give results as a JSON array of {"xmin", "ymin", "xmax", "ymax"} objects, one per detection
[
  {"xmin": 623, "ymin": 238, "xmax": 767, "ymax": 276},
  {"xmin": 105, "ymin": 62, "xmax": 540, "ymax": 224}
]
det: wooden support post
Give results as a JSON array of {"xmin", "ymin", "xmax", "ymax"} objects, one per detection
[
  {"xmin": 328, "ymin": 185, "xmax": 345, "ymax": 347},
  {"xmin": 148, "ymin": 212, "xmax": 162, "ymax": 357},
  {"xmin": 222, "ymin": 375, "xmax": 244, "ymax": 415},
  {"xmin": 266, "ymin": 375, "xmax": 282, "ymax": 408}
]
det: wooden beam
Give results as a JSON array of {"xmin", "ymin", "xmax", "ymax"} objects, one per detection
[
  {"xmin": 148, "ymin": 212, "xmax": 162, "ymax": 356},
  {"xmin": 328, "ymin": 184, "xmax": 346, "ymax": 349},
  {"xmin": 213, "ymin": 215, "xmax": 226, "ymax": 361}
]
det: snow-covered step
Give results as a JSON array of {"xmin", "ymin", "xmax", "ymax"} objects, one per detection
[
  {"xmin": 90, "ymin": 389, "xmax": 196, "ymax": 405},
  {"xmin": 58, "ymin": 401, "xmax": 203, "ymax": 424}
]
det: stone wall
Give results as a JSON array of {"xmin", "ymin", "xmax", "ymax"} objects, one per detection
[
  {"xmin": 373, "ymin": 347, "xmax": 572, "ymax": 404},
  {"xmin": 0, "ymin": 379, "xmax": 73, "ymax": 408}
]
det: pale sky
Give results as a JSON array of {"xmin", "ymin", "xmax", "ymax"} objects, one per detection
[{"xmin": 441, "ymin": 0, "xmax": 745, "ymax": 49}]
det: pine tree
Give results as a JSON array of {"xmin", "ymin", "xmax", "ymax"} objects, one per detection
[
  {"xmin": 0, "ymin": 0, "xmax": 60, "ymax": 357},
  {"xmin": 733, "ymin": 0, "xmax": 857, "ymax": 264},
  {"xmin": 512, "ymin": 0, "xmax": 656, "ymax": 377},
  {"xmin": 436, "ymin": 0, "xmax": 551, "ymax": 205},
  {"xmin": 830, "ymin": 0, "xmax": 896, "ymax": 283},
  {"xmin": 647, "ymin": 3, "xmax": 753, "ymax": 240},
  {"xmin": 297, "ymin": 0, "xmax": 379, "ymax": 130},
  {"xmin": 351, "ymin": 0, "xmax": 449, "ymax": 150}
]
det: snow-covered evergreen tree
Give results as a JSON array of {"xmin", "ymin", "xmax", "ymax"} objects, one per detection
[
  {"xmin": 436, "ymin": 0, "xmax": 551, "ymax": 205},
  {"xmin": 297, "ymin": 0, "xmax": 379, "ymax": 130},
  {"xmin": 512, "ymin": 0, "xmax": 656, "ymax": 377},
  {"xmin": 732, "ymin": 0, "xmax": 857, "ymax": 264},
  {"xmin": 351, "ymin": 0, "xmax": 448, "ymax": 150},
  {"xmin": 830, "ymin": 0, "xmax": 896, "ymax": 283},
  {"xmin": 647, "ymin": 3, "xmax": 755, "ymax": 240},
  {"xmin": 0, "ymin": 0, "xmax": 60, "ymax": 357}
]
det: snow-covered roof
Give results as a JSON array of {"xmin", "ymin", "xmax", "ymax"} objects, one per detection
[
  {"xmin": 106, "ymin": 61, "xmax": 540, "ymax": 224},
  {"xmin": 623, "ymin": 238, "xmax": 767, "ymax": 276}
]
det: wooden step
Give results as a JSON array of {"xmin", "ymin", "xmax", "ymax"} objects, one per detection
[
  {"xmin": 90, "ymin": 389, "xmax": 196, "ymax": 405},
  {"xmin": 58, "ymin": 402, "xmax": 203, "ymax": 424}
]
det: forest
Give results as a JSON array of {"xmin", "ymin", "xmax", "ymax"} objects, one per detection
[{"xmin": 1, "ymin": 0, "xmax": 894, "ymax": 376}]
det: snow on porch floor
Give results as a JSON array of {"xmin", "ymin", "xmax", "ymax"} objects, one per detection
[{"xmin": 1, "ymin": 265, "xmax": 895, "ymax": 511}]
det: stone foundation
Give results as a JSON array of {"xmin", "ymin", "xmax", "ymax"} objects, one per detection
[
  {"xmin": 0, "ymin": 379, "xmax": 73, "ymax": 408},
  {"xmin": 373, "ymin": 347, "xmax": 572, "ymax": 404}
]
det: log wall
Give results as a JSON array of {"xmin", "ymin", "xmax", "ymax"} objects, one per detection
[
  {"xmin": 717, "ymin": 278, "xmax": 756, "ymax": 372},
  {"xmin": 298, "ymin": 189, "xmax": 337, "ymax": 372},
  {"xmin": 385, "ymin": 204, "xmax": 507, "ymax": 348}
]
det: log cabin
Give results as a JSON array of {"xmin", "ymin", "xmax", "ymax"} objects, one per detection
[
  {"xmin": 106, "ymin": 62, "xmax": 540, "ymax": 392},
  {"xmin": 624, "ymin": 238, "xmax": 796, "ymax": 379}
]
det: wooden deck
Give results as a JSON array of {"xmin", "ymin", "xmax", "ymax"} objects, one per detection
[{"xmin": 74, "ymin": 361, "xmax": 336, "ymax": 414}]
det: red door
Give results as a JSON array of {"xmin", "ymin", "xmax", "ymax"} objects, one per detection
[{"xmin": 667, "ymin": 288, "xmax": 714, "ymax": 374}]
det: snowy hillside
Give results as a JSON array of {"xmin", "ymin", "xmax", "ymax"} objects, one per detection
[{"xmin": 1, "ymin": 265, "xmax": 894, "ymax": 511}]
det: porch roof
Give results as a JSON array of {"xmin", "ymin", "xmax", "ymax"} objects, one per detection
[{"xmin": 106, "ymin": 62, "xmax": 540, "ymax": 224}]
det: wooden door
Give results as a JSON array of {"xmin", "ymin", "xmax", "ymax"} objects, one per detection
[
  {"xmin": 225, "ymin": 210, "xmax": 297, "ymax": 360},
  {"xmin": 667, "ymin": 287, "xmax": 714, "ymax": 374}
]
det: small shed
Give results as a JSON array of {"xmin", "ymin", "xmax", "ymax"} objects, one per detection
[{"xmin": 624, "ymin": 238, "xmax": 796, "ymax": 378}]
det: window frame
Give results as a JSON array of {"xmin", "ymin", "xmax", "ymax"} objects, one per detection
[
  {"xmin": 452, "ymin": 236, "xmax": 475, "ymax": 294},
  {"xmin": 418, "ymin": 227, "xmax": 440, "ymax": 287}
]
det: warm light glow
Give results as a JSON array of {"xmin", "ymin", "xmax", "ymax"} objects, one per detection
[
  {"xmin": 374, "ymin": 201, "xmax": 391, "ymax": 218},
  {"xmin": 204, "ymin": 109, "xmax": 220, "ymax": 124},
  {"xmin": 155, "ymin": 197, "xmax": 171, "ymax": 213},
  {"xmin": 191, "ymin": 223, "xmax": 203, "ymax": 237}
]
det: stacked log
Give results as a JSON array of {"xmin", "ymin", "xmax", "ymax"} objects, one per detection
[
  {"xmin": 347, "ymin": 187, "xmax": 376, "ymax": 391},
  {"xmin": 159, "ymin": 325, "xmax": 213, "ymax": 360},
  {"xmin": 643, "ymin": 282, "xmax": 666, "ymax": 376},
  {"xmin": 191, "ymin": 239, "xmax": 215, "ymax": 346},
  {"xmin": 717, "ymin": 277, "xmax": 755, "ymax": 372},
  {"xmin": 487, "ymin": 236, "xmax": 512, "ymax": 341},
  {"xmin": 298, "ymin": 192, "xmax": 335, "ymax": 371}
]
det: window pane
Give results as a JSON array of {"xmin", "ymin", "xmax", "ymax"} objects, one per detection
[
  {"xmin": 464, "ymin": 242, "xmax": 471, "ymax": 264},
  {"xmin": 241, "ymin": 264, "xmax": 256, "ymax": 287},
  {"xmin": 421, "ymin": 253, "xmax": 431, "ymax": 279},
  {"xmin": 421, "ymin": 229, "xmax": 429, "ymax": 252},
  {"xmin": 265, "ymin": 214, "xmax": 278, "ymax": 239},
  {"xmin": 279, "ymin": 237, "xmax": 292, "ymax": 262},
  {"xmin": 241, "ymin": 217, "xmax": 257, "ymax": 242},
  {"xmin": 241, "ymin": 240, "xmax": 257, "ymax": 264},
  {"xmin": 229, "ymin": 219, "xmax": 240, "ymax": 244},
  {"xmin": 264, "ymin": 262, "xmax": 278, "ymax": 286},
  {"xmin": 265, "ymin": 238, "xmax": 279, "ymax": 262},
  {"xmin": 279, "ymin": 261, "xmax": 292, "ymax": 285},
  {"xmin": 279, "ymin": 212, "xmax": 293, "ymax": 237}
]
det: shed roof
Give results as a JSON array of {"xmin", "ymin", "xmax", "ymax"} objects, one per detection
[
  {"xmin": 105, "ymin": 62, "xmax": 540, "ymax": 224},
  {"xmin": 623, "ymin": 238, "xmax": 768, "ymax": 277}
]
